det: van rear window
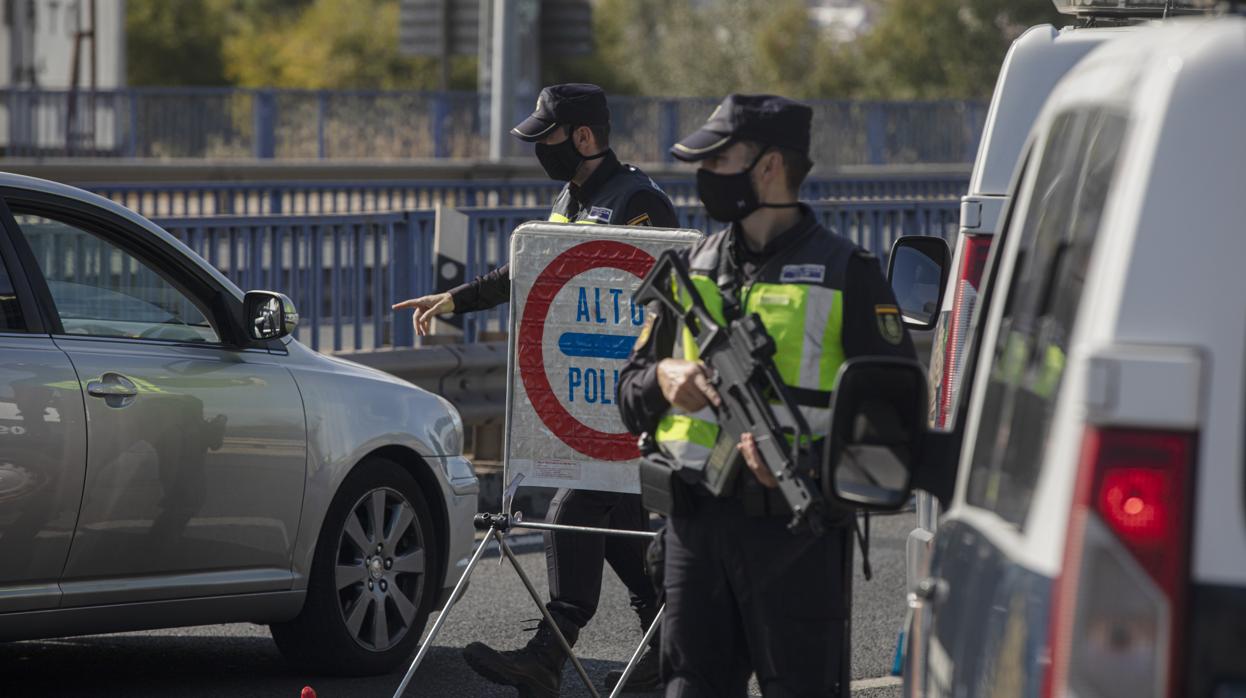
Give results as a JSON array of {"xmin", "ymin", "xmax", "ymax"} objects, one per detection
[{"xmin": 965, "ymin": 108, "xmax": 1128, "ymax": 527}]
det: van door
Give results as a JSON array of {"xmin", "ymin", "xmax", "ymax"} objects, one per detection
[{"xmin": 908, "ymin": 107, "xmax": 1128, "ymax": 697}]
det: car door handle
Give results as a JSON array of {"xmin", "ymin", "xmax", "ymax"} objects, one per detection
[{"xmin": 87, "ymin": 373, "xmax": 139, "ymax": 401}]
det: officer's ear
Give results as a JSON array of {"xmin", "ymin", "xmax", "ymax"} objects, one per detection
[
  {"xmin": 573, "ymin": 125, "xmax": 595, "ymax": 152},
  {"xmin": 755, "ymin": 148, "xmax": 785, "ymax": 193},
  {"xmin": 765, "ymin": 150, "xmax": 784, "ymax": 183}
]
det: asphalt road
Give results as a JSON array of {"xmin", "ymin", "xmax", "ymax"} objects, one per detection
[{"xmin": 1, "ymin": 512, "xmax": 912, "ymax": 698}]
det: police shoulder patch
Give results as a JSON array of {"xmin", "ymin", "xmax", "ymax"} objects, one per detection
[
  {"xmin": 875, "ymin": 304, "xmax": 903, "ymax": 345},
  {"xmin": 633, "ymin": 312, "xmax": 657, "ymax": 352}
]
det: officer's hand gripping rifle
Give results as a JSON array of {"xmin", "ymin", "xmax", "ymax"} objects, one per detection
[{"xmin": 634, "ymin": 250, "xmax": 826, "ymax": 536}]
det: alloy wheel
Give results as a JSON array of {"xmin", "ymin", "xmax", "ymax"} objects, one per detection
[{"xmin": 334, "ymin": 487, "xmax": 427, "ymax": 652}]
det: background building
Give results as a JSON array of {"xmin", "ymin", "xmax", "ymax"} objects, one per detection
[{"xmin": 2, "ymin": 0, "xmax": 126, "ymax": 89}]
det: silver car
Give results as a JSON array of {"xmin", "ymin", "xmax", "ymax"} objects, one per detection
[{"xmin": 0, "ymin": 173, "xmax": 478, "ymax": 675}]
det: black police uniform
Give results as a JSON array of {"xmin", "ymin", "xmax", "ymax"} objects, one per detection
[
  {"xmin": 459, "ymin": 84, "xmax": 678, "ymax": 698},
  {"xmin": 617, "ymin": 95, "xmax": 917, "ymax": 697},
  {"xmin": 449, "ymin": 86, "xmax": 677, "ymax": 312}
]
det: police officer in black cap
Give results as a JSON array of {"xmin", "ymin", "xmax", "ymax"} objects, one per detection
[
  {"xmin": 394, "ymin": 83, "xmax": 677, "ymax": 328},
  {"xmin": 395, "ymin": 84, "xmax": 676, "ymax": 697},
  {"xmin": 618, "ymin": 94, "xmax": 916, "ymax": 697}
]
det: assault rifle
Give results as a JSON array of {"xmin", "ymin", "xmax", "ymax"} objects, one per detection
[{"xmin": 634, "ymin": 250, "xmax": 826, "ymax": 535}]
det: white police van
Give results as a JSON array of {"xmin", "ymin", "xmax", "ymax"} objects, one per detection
[
  {"xmin": 905, "ymin": 0, "xmax": 1207, "ymax": 622},
  {"xmin": 826, "ymin": 14, "xmax": 1246, "ymax": 698}
]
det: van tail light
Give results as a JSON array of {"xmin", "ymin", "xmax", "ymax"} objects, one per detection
[
  {"xmin": 932, "ymin": 234, "xmax": 992, "ymax": 429},
  {"xmin": 1045, "ymin": 428, "xmax": 1195, "ymax": 698}
]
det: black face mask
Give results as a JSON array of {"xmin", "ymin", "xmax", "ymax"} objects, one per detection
[
  {"xmin": 534, "ymin": 128, "xmax": 607, "ymax": 182},
  {"xmin": 696, "ymin": 148, "xmax": 799, "ymax": 223}
]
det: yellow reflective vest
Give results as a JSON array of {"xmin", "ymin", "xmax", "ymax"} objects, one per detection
[{"xmin": 655, "ymin": 219, "xmax": 855, "ymax": 469}]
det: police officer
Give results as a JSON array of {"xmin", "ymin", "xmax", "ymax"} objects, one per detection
[
  {"xmin": 393, "ymin": 83, "xmax": 678, "ymax": 331},
  {"xmin": 618, "ymin": 94, "xmax": 916, "ymax": 697},
  {"xmin": 394, "ymin": 84, "xmax": 677, "ymax": 697}
]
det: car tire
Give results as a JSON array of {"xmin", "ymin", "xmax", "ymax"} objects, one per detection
[{"xmin": 271, "ymin": 456, "xmax": 439, "ymax": 676}]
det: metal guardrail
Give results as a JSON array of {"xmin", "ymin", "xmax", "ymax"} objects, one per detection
[
  {"xmin": 154, "ymin": 210, "xmax": 436, "ymax": 353},
  {"xmin": 100, "ymin": 180, "xmax": 565, "ymax": 217},
  {"xmin": 85, "ymin": 175, "xmax": 970, "ymax": 217},
  {"xmin": 4, "ymin": 87, "xmax": 988, "ymax": 165},
  {"xmin": 338, "ymin": 342, "xmax": 509, "ymax": 426},
  {"xmin": 339, "ymin": 334, "xmax": 934, "ymax": 429},
  {"xmin": 461, "ymin": 200, "xmax": 962, "ymax": 341}
]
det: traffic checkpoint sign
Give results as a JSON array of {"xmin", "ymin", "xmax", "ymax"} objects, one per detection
[{"xmin": 504, "ymin": 222, "xmax": 703, "ymax": 494}]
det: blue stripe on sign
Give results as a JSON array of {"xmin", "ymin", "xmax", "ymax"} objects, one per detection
[{"xmin": 558, "ymin": 332, "xmax": 635, "ymax": 359}]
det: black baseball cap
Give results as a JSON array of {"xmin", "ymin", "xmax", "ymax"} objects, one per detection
[
  {"xmin": 511, "ymin": 84, "xmax": 610, "ymax": 142},
  {"xmin": 671, "ymin": 94, "xmax": 812, "ymax": 162}
]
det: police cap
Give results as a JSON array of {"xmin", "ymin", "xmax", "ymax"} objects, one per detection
[
  {"xmin": 511, "ymin": 84, "xmax": 610, "ymax": 143},
  {"xmin": 671, "ymin": 94, "xmax": 812, "ymax": 162}
]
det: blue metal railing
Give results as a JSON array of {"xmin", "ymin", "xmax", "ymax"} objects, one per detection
[
  {"xmin": 801, "ymin": 175, "xmax": 970, "ymax": 201},
  {"xmin": 147, "ymin": 200, "xmax": 958, "ymax": 350},
  {"xmin": 460, "ymin": 200, "xmax": 962, "ymax": 341},
  {"xmin": 85, "ymin": 174, "xmax": 970, "ymax": 217},
  {"xmin": 460, "ymin": 208, "xmax": 537, "ymax": 341},
  {"xmin": 4, "ymin": 87, "xmax": 988, "ymax": 165},
  {"xmin": 155, "ymin": 210, "xmax": 436, "ymax": 352}
]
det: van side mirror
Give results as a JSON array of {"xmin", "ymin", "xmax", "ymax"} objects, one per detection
[
  {"xmin": 823, "ymin": 357, "xmax": 928, "ymax": 511},
  {"xmin": 244, "ymin": 290, "xmax": 299, "ymax": 341},
  {"xmin": 887, "ymin": 236, "xmax": 950, "ymax": 331}
]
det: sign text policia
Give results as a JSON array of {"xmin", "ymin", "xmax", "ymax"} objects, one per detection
[
  {"xmin": 505, "ymin": 224, "xmax": 702, "ymax": 494},
  {"xmin": 564, "ymin": 274, "xmax": 646, "ymax": 403}
]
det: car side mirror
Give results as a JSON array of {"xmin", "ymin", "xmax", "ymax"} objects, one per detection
[
  {"xmin": 244, "ymin": 290, "xmax": 298, "ymax": 341},
  {"xmin": 823, "ymin": 357, "xmax": 929, "ymax": 511},
  {"xmin": 887, "ymin": 236, "xmax": 950, "ymax": 331}
]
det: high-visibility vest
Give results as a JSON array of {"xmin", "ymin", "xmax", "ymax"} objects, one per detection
[{"xmin": 654, "ymin": 219, "xmax": 855, "ymax": 469}]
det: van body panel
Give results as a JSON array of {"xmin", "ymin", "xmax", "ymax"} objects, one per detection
[
  {"xmin": 908, "ymin": 519, "xmax": 1053, "ymax": 698},
  {"xmin": 907, "ymin": 16, "xmax": 1246, "ymax": 697},
  {"xmin": 968, "ymin": 25, "xmax": 1128, "ymax": 198}
]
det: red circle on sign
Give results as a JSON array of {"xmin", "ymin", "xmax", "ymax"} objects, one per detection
[{"xmin": 519, "ymin": 240, "xmax": 655, "ymax": 461}]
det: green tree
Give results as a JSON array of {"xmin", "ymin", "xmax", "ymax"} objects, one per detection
[
  {"xmin": 858, "ymin": 0, "xmax": 1064, "ymax": 99},
  {"xmin": 128, "ymin": 0, "xmax": 473, "ymax": 90},
  {"xmin": 222, "ymin": 0, "xmax": 475, "ymax": 90},
  {"xmin": 549, "ymin": 0, "xmax": 863, "ymax": 99},
  {"xmin": 126, "ymin": 0, "xmax": 232, "ymax": 86}
]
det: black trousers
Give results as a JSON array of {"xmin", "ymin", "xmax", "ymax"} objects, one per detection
[
  {"xmin": 661, "ymin": 496, "xmax": 852, "ymax": 698},
  {"xmin": 544, "ymin": 489, "xmax": 658, "ymax": 628}
]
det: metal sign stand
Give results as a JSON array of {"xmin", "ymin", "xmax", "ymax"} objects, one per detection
[
  {"xmin": 394, "ymin": 223, "xmax": 692, "ymax": 697},
  {"xmin": 392, "ymin": 509, "xmax": 662, "ymax": 698}
]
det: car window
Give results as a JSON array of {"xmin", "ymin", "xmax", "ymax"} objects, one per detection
[
  {"xmin": 11, "ymin": 213, "xmax": 220, "ymax": 343},
  {"xmin": 965, "ymin": 109, "xmax": 1127, "ymax": 527},
  {"xmin": 0, "ymin": 248, "xmax": 25, "ymax": 332}
]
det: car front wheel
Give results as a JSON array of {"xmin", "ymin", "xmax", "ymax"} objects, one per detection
[{"xmin": 272, "ymin": 456, "xmax": 439, "ymax": 675}]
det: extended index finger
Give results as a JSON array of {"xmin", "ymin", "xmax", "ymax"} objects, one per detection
[{"xmin": 391, "ymin": 298, "xmax": 427, "ymax": 310}]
